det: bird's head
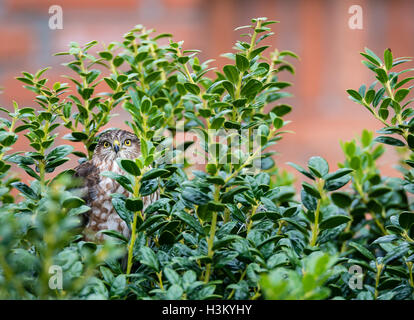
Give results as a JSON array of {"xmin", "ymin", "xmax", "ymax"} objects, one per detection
[{"xmin": 93, "ymin": 129, "xmax": 140, "ymax": 162}]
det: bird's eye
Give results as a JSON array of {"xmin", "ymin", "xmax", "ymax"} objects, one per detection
[
  {"xmin": 124, "ymin": 139, "xmax": 131, "ymax": 146},
  {"xmin": 103, "ymin": 141, "xmax": 110, "ymax": 148}
]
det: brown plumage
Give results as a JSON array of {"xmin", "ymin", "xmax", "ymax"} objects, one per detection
[{"xmin": 73, "ymin": 129, "xmax": 159, "ymax": 242}]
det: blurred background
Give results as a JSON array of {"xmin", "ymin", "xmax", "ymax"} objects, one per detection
[{"xmin": 0, "ymin": 0, "xmax": 413, "ymax": 184}]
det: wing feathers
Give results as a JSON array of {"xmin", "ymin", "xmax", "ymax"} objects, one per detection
[{"xmin": 73, "ymin": 160, "xmax": 100, "ymax": 204}]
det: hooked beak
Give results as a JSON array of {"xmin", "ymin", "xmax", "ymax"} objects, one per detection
[{"xmin": 113, "ymin": 140, "xmax": 120, "ymax": 153}]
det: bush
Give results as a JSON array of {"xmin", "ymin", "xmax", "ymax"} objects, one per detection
[{"xmin": 0, "ymin": 17, "xmax": 413, "ymax": 300}]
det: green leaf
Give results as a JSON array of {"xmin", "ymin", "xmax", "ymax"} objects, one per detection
[
  {"xmin": 301, "ymin": 189, "xmax": 317, "ymax": 211},
  {"xmin": 279, "ymin": 50, "xmax": 298, "ymax": 58},
  {"xmin": 286, "ymin": 162, "xmax": 315, "ymax": 180},
  {"xmin": 125, "ymin": 198, "xmax": 143, "ymax": 212},
  {"xmin": 221, "ymin": 186, "xmax": 250, "ymax": 203},
  {"xmin": 86, "ymin": 69, "xmax": 101, "ymax": 84},
  {"xmin": 213, "ymin": 235, "xmax": 242, "ymax": 250},
  {"xmin": 145, "ymin": 71, "xmax": 162, "ymax": 83},
  {"xmin": 281, "ymin": 217, "xmax": 308, "ymax": 234},
  {"xmin": 394, "ymin": 88, "xmax": 410, "ymax": 103},
  {"xmin": 16, "ymin": 77, "xmax": 34, "ymax": 85},
  {"xmin": 165, "ymin": 284, "xmax": 183, "ymax": 300},
  {"xmin": 399, "ymin": 211, "xmax": 414, "ymax": 229},
  {"xmin": 331, "ymin": 192, "xmax": 352, "ymax": 208},
  {"xmin": 98, "ymin": 229, "xmax": 128, "ymax": 243},
  {"xmin": 45, "ymin": 158, "xmax": 70, "ymax": 172},
  {"xmin": 383, "ymin": 244, "xmax": 409, "ymax": 265},
  {"xmin": 100, "ymin": 266, "xmax": 115, "ymax": 285},
  {"xmin": 319, "ymin": 215, "xmax": 351, "ymax": 230},
  {"xmin": 119, "ymin": 159, "xmax": 140, "ymax": 176},
  {"xmin": 324, "ymin": 175, "xmax": 351, "ymax": 191},
  {"xmin": 248, "ymin": 45, "xmax": 269, "ymax": 60},
  {"xmin": 347, "ymin": 89, "xmax": 362, "ymax": 101},
  {"xmin": 384, "ymin": 48, "xmax": 393, "ymax": 70},
  {"xmin": 98, "ymin": 51, "xmax": 113, "ymax": 60},
  {"xmin": 210, "ymin": 117, "xmax": 225, "ymax": 130},
  {"xmin": 0, "ymin": 131, "xmax": 17, "ymax": 147},
  {"xmin": 184, "ymin": 82, "xmax": 200, "ymax": 95},
  {"xmin": 35, "ymin": 67, "xmax": 50, "ymax": 79},
  {"xmin": 374, "ymin": 136, "xmax": 405, "ymax": 147},
  {"xmin": 348, "ymin": 242, "xmax": 376, "ymax": 261},
  {"xmin": 223, "ymin": 65, "xmax": 239, "ymax": 84},
  {"xmin": 182, "ymin": 187, "xmax": 211, "ymax": 205},
  {"xmin": 302, "ymin": 181, "xmax": 321, "ymax": 199},
  {"xmin": 207, "ymin": 201, "xmax": 226, "ymax": 212},
  {"xmin": 104, "ymin": 77, "xmax": 118, "ymax": 90},
  {"xmin": 222, "ymin": 80, "xmax": 235, "ymax": 98},
  {"xmin": 365, "ymin": 89, "xmax": 375, "ymax": 104},
  {"xmin": 140, "ymin": 180, "xmax": 159, "ymax": 197},
  {"xmin": 164, "ymin": 267, "xmax": 181, "ymax": 285},
  {"xmin": 307, "ymin": 156, "xmax": 329, "ymax": 178},
  {"xmin": 112, "ymin": 196, "xmax": 133, "ymax": 225},
  {"xmin": 379, "ymin": 109, "xmax": 389, "ymax": 121},
  {"xmin": 7, "ymin": 249, "xmax": 39, "ymax": 274},
  {"xmin": 5, "ymin": 154, "xmax": 35, "ymax": 166},
  {"xmin": 110, "ymin": 275, "xmax": 127, "ymax": 296},
  {"xmin": 241, "ymin": 79, "xmax": 262, "ymax": 98},
  {"xmin": 62, "ymin": 196, "xmax": 85, "ymax": 209},
  {"xmin": 363, "ymin": 48, "xmax": 383, "ymax": 66},
  {"xmin": 235, "ymin": 54, "xmax": 249, "ymax": 72},
  {"xmin": 139, "ymin": 247, "xmax": 159, "ymax": 272},
  {"xmin": 46, "ymin": 145, "xmax": 74, "ymax": 161},
  {"xmin": 372, "ymin": 88, "xmax": 385, "ymax": 107},
  {"xmin": 324, "ymin": 168, "xmax": 353, "ymax": 181},
  {"xmin": 159, "ymin": 230, "xmax": 176, "ymax": 245},
  {"xmin": 408, "ymin": 134, "xmax": 414, "ymax": 149},
  {"xmin": 141, "ymin": 168, "xmax": 169, "ymax": 181},
  {"xmin": 361, "ymin": 130, "xmax": 373, "ymax": 147},
  {"xmin": 113, "ymin": 56, "xmax": 124, "ymax": 67},
  {"xmin": 375, "ymin": 68, "xmax": 388, "ymax": 83},
  {"xmin": 11, "ymin": 182, "xmax": 39, "ymax": 200},
  {"xmin": 395, "ymin": 77, "xmax": 414, "ymax": 90},
  {"xmin": 271, "ymin": 104, "xmax": 292, "ymax": 117},
  {"xmin": 71, "ymin": 132, "xmax": 89, "ymax": 141},
  {"xmin": 368, "ymin": 185, "xmax": 392, "ymax": 197},
  {"xmin": 173, "ymin": 210, "xmax": 205, "ymax": 235},
  {"xmin": 177, "ymin": 56, "xmax": 190, "ymax": 64},
  {"xmin": 137, "ymin": 214, "xmax": 166, "ymax": 233},
  {"xmin": 371, "ymin": 235, "xmax": 398, "ymax": 245}
]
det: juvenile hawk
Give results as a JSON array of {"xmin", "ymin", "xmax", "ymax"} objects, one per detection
[{"xmin": 73, "ymin": 129, "xmax": 159, "ymax": 241}]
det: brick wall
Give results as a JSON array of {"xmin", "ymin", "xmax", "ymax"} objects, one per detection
[{"xmin": 0, "ymin": 0, "xmax": 413, "ymax": 186}]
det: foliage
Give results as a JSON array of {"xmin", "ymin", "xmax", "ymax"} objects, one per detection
[{"xmin": 0, "ymin": 18, "xmax": 413, "ymax": 300}]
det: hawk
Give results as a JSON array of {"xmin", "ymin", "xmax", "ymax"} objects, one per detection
[{"xmin": 73, "ymin": 129, "xmax": 159, "ymax": 242}]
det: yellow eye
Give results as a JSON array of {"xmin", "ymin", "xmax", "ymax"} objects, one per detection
[
  {"xmin": 103, "ymin": 141, "xmax": 110, "ymax": 148},
  {"xmin": 124, "ymin": 139, "xmax": 131, "ymax": 146}
]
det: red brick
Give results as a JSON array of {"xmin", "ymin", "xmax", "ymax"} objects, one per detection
[
  {"xmin": 5, "ymin": 0, "xmax": 139, "ymax": 11},
  {"xmin": 298, "ymin": 0, "xmax": 324, "ymax": 105},
  {"xmin": 162, "ymin": 0, "xmax": 203, "ymax": 9},
  {"xmin": 207, "ymin": 0, "xmax": 238, "ymax": 68},
  {"xmin": 0, "ymin": 25, "xmax": 34, "ymax": 59}
]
